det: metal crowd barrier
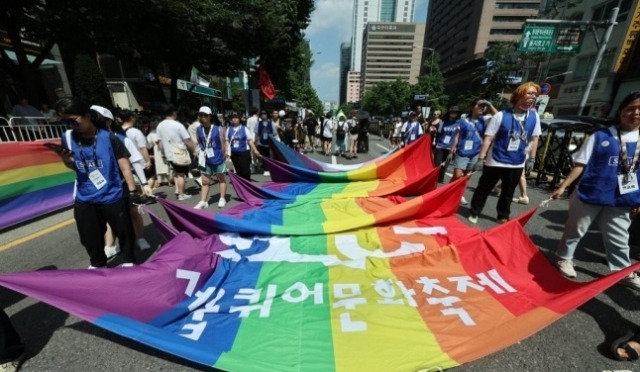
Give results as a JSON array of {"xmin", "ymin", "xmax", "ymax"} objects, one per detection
[
  {"xmin": 0, "ymin": 116, "xmax": 69, "ymax": 142},
  {"xmin": 534, "ymin": 118, "xmax": 601, "ymax": 189}
]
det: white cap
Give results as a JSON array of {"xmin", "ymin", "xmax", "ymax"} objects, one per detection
[
  {"xmin": 278, "ymin": 110, "xmax": 285, "ymax": 117},
  {"xmin": 198, "ymin": 106, "xmax": 212, "ymax": 115},
  {"xmin": 90, "ymin": 105, "xmax": 114, "ymax": 120}
]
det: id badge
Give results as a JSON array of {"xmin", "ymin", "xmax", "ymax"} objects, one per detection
[
  {"xmin": 507, "ymin": 138, "xmax": 520, "ymax": 152},
  {"xmin": 205, "ymin": 148, "xmax": 214, "ymax": 158},
  {"xmin": 88, "ymin": 169, "xmax": 106, "ymax": 190},
  {"xmin": 410, "ymin": 134, "xmax": 416, "ymax": 141},
  {"xmin": 233, "ymin": 140, "xmax": 240, "ymax": 148},
  {"xmin": 262, "ymin": 133, "xmax": 268, "ymax": 140},
  {"xmin": 443, "ymin": 135, "xmax": 451, "ymax": 144},
  {"xmin": 618, "ymin": 173, "xmax": 639, "ymax": 195},
  {"xmin": 464, "ymin": 140, "xmax": 473, "ymax": 150}
]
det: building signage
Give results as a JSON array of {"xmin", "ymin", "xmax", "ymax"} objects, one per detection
[
  {"xmin": 176, "ymin": 79, "xmax": 221, "ymax": 98},
  {"xmin": 369, "ymin": 24, "xmax": 415, "ymax": 33},
  {"xmin": 518, "ymin": 24, "xmax": 585, "ymax": 53},
  {"xmin": 614, "ymin": 1, "xmax": 640, "ymax": 72}
]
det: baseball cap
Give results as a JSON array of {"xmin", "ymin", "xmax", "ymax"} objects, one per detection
[
  {"xmin": 90, "ymin": 105, "xmax": 114, "ymax": 120},
  {"xmin": 198, "ymin": 106, "xmax": 212, "ymax": 115}
]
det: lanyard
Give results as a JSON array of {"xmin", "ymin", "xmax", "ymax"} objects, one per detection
[
  {"xmin": 617, "ymin": 128, "xmax": 640, "ymax": 181},
  {"xmin": 511, "ymin": 111, "xmax": 529, "ymax": 142},
  {"xmin": 203, "ymin": 126, "xmax": 213, "ymax": 148},
  {"xmin": 77, "ymin": 137, "xmax": 98, "ymax": 171}
]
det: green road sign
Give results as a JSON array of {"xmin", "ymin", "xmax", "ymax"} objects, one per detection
[
  {"xmin": 176, "ymin": 79, "xmax": 222, "ymax": 98},
  {"xmin": 519, "ymin": 24, "xmax": 584, "ymax": 54}
]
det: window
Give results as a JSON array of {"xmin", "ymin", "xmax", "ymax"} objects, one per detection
[
  {"xmin": 593, "ymin": 0, "xmax": 633, "ymax": 22},
  {"xmin": 495, "ymin": 2, "xmax": 539, "ymax": 9}
]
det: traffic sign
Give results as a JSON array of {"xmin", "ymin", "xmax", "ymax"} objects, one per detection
[
  {"xmin": 519, "ymin": 25, "xmax": 584, "ymax": 54},
  {"xmin": 541, "ymin": 83, "xmax": 551, "ymax": 95},
  {"xmin": 176, "ymin": 79, "xmax": 222, "ymax": 98},
  {"xmin": 414, "ymin": 94, "xmax": 427, "ymax": 101}
]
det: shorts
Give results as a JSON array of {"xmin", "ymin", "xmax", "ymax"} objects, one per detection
[
  {"xmin": 169, "ymin": 161, "xmax": 191, "ymax": 175},
  {"xmin": 199, "ymin": 161, "xmax": 227, "ymax": 176},
  {"xmin": 322, "ymin": 135, "xmax": 332, "ymax": 143},
  {"xmin": 453, "ymin": 154, "xmax": 479, "ymax": 171}
]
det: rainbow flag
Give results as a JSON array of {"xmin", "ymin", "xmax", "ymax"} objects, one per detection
[
  {"xmin": 268, "ymin": 135, "xmax": 399, "ymax": 172},
  {"xmin": 0, "ymin": 141, "xmax": 75, "ymax": 229},
  {"xmin": 230, "ymin": 169, "xmax": 438, "ymax": 202},
  {"xmin": 265, "ymin": 135, "xmax": 433, "ymax": 182},
  {"xmin": 156, "ymin": 176, "xmax": 463, "ymax": 236},
  {"xmin": 0, "ymin": 206, "xmax": 636, "ymax": 371}
]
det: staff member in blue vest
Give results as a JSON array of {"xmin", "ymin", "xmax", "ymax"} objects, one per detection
[
  {"xmin": 52, "ymin": 97, "xmax": 138, "ymax": 268},
  {"xmin": 434, "ymin": 106, "xmax": 461, "ymax": 183},
  {"xmin": 194, "ymin": 106, "xmax": 228, "ymax": 209},
  {"xmin": 227, "ymin": 112, "xmax": 261, "ymax": 181},
  {"xmin": 400, "ymin": 111, "xmax": 424, "ymax": 147},
  {"xmin": 551, "ymin": 91, "xmax": 640, "ymax": 290},
  {"xmin": 450, "ymin": 99, "xmax": 497, "ymax": 204},
  {"xmin": 254, "ymin": 110, "xmax": 277, "ymax": 176},
  {"xmin": 468, "ymin": 82, "xmax": 542, "ymax": 224}
]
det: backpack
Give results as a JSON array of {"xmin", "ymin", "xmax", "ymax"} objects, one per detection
[{"xmin": 336, "ymin": 122, "xmax": 346, "ymax": 140}]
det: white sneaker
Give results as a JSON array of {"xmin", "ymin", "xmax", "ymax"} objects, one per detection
[
  {"xmin": 178, "ymin": 194, "xmax": 192, "ymax": 201},
  {"xmin": 263, "ymin": 171, "xmax": 270, "ymax": 177},
  {"xmin": 218, "ymin": 198, "xmax": 227, "ymax": 208},
  {"xmin": 460, "ymin": 196, "xmax": 468, "ymax": 205},
  {"xmin": 120, "ymin": 262, "xmax": 135, "ymax": 268},
  {"xmin": 468, "ymin": 215, "xmax": 478, "ymax": 224},
  {"xmin": 555, "ymin": 259, "xmax": 577, "ymax": 278},
  {"xmin": 137, "ymin": 238, "xmax": 151, "ymax": 251},
  {"xmin": 88, "ymin": 265, "xmax": 99, "ymax": 270},
  {"xmin": 620, "ymin": 272, "xmax": 640, "ymax": 291},
  {"xmin": 512, "ymin": 196, "xmax": 530, "ymax": 205},
  {"xmin": 194, "ymin": 200, "xmax": 209, "ymax": 209},
  {"xmin": 104, "ymin": 244, "xmax": 120, "ymax": 259}
]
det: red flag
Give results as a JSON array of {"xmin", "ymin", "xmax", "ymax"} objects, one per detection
[{"xmin": 258, "ymin": 63, "xmax": 276, "ymax": 100}]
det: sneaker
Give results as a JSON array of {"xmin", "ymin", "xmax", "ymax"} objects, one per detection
[
  {"xmin": 0, "ymin": 351, "xmax": 25, "ymax": 372},
  {"xmin": 460, "ymin": 196, "xmax": 468, "ymax": 205},
  {"xmin": 87, "ymin": 265, "xmax": 99, "ymax": 270},
  {"xmin": 137, "ymin": 238, "xmax": 151, "ymax": 251},
  {"xmin": 620, "ymin": 272, "xmax": 640, "ymax": 291},
  {"xmin": 497, "ymin": 218, "xmax": 509, "ymax": 224},
  {"xmin": 120, "ymin": 262, "xmax": 135, "ymax": 268},
  {"xmin": 468, "ymin": 215, "xmax": 478, "ymax": 224},
  {"xmin": 178, "ymin": 194, "xmax": 192, "ymax": 201},
  {"xmin": 194, "ymin": 200, "xmax": 209, "ymax": 210},
  {"xmin": 218, "ymin": 198, "xmax": 227, "ymax": 208},
  {"xmin": 104, "ymin": 245, "xmax": 120, "ymax": 259},
  {"xmin": 512, "ymin": 196, "xmax": 530, "ymax": 205},
  {"xmin": 555, "ymin": 259, "xmax": 577, "ymax": 278},
  {"xmin": 263, "ymin": 171, "xmax": 270, "ymax": 177}
]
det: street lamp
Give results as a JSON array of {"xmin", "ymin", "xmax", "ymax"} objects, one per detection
[{"xmin": 414, "ymin": 45, "xmax": 435, "ymax": 77}]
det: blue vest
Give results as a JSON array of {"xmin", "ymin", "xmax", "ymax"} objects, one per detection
[
  {"xmin": 256, "ymin": 120, "xmax": 275, "ymax": 147},
  {"xmin": 227, "ymin": 126, "xmax": 249, "ymax": 153},
  {"xmin": 476, "ymin": 116, "xmax": 487, "ymax": 137},
  {"xmin": 436, "ymin": 120, "xmax": 459, "ymax": 149},
  {"xmin": 197, "ymin": 125, "xmax": 224, "ymax": 166},
  {"xmin": 491, "ymin": 109, "xmax": 537, "ymax": 165},
  {"xmin": 456, "ymin": 118, "xmax": 483, "ymax": 157},
  {"xmin": 578, "ymin": 128, "xmax": 640, "ymax": 206},
  {"xmin": 63, "ymin": 129, "xmax": 123, "ymax": 204},
  {"xmin": 403, "ymin": 121, "xmax": 421, "ymax": 145}
]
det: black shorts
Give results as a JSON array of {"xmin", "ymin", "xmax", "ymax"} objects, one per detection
[{"xmin": 170, "ymin": 161, "xmax": 190, "ymax": 175}]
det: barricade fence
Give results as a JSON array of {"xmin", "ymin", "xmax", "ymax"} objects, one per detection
[{"xmin": 0, "ymin": 116, "xmax": 68, "ymax": 143}]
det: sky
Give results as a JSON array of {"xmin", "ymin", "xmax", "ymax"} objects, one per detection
[{"xmin": 306, "ymin": 0, "xmax": 429, "ymax": 104}]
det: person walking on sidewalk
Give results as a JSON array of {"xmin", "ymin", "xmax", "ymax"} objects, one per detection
[
  {"xmin": 551, "ymin": 91, "xmax": 640, "ymax": 290},
  {"xmin": 194, "ymin": 106, "xmax": 228, "ymax": 209}
]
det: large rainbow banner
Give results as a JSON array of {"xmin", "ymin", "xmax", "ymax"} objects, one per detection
[{"xmin": 0, "ymin": 141, "xmax": 75, "ymax": 229}]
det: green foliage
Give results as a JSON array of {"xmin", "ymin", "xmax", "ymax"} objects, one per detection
[
  {"xmin": 476, "ymin": 42, "xmax": 521, "ymax": 100},
  {"xmin": 361, "ymin": 78, "xmax": 411, "ymax": 116},
  {"xmin": 291, "ymin": 82, "xmax": 322, "ymax": 116},
  {"xmin": 411, "ymin": 51, "xmax": 448, "ymax": 114},
  {"xmin": 72, "ymin": 54, "xmax": 112, "ymax": 107}
]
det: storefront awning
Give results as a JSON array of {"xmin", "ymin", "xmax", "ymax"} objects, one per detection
[{"xmin": 4, "ymin": 50, "xmax": 62, "ymax": 69}]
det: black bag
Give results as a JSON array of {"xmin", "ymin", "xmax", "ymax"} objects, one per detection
[{"xmin": 336, "ymin": 123, "xmax": 346, "ymax": 140}]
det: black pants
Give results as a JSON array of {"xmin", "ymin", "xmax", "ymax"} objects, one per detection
[
  {"xmin": 231, "ymin": 150, "xmax": 252, "ymax": 181},
  {"xmin": 433, "ymin": 148, "xmax": 451, "ymax": 183},
  {"xmin": 0, "ymin": 309, "xmax": 24, "ymax": 363},
  {"xmin": 470, "ymin": 166, "xmax": 523, "ymax": 220},
  {"xmin": 74, "ymin": 198, "xmax": 136, "ymax": 267}
]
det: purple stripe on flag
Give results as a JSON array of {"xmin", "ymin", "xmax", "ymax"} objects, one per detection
[{"xmin": 0, "ymin": 190, "xmax": 73, "ymax": 229}]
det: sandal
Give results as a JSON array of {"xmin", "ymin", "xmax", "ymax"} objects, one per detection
[{"xmin": 611, "ymin": 330, "xmax": 640, "ymax": 361}]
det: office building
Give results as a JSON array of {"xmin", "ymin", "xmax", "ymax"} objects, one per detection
[
  {"xmin": 339, "ymin": 42, "xmax": 352, "ymax": 104},
  {"xmin": 347, "ymin": 71, "xmax": 361, "ymax": 104},
  {"xmin": 360, "ymin": 22, "xmax": 425, "ymax": 98}
]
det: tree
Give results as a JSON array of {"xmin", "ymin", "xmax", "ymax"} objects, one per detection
[
  {"xmin": 361, "ymin": 78, "xmax": 411, "ymax": 117},
  {"xmin": 72, "ymin": 55, "xmax": 112, "ymax": 107},
  {"xmin": 410, "ymin": 51, "xmax": 448, "ymax": 114},
  {"xmin": 476, "ymin": 42, "xmax": 521, "ymax": 101}
]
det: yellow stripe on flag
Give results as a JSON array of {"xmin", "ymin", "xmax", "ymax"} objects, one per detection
[{"xmin": 1, "ymin": 162, "xmax": 70, "ymax": 185}]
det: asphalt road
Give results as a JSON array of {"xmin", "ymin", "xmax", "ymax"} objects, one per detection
[{"xmin": 2, "ymin": 134, "xmax": 640, "ymax": 372}]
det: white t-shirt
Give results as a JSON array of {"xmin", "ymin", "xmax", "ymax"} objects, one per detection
[
  {"xmin": 246, "ymin": 115, "xmax": 259, "ymax": 134},
  {"xmin": 400, "ymin": 121, "xmax": 423, "ymax": 137},
  {"xmin": 485, "ymin": 110, "xmax": 542, "ymax": 168},
  {"xmin": 123, "ymin": 126, "xmax": 148, "ymax": 151},
  {"xmin": 323, "ymin": 119, "xmax": 334, "ymax": 138},
  {"xmin": 392, "ymin": 121, "xmax": 403, "ymax": 137},
  {"xmin": 157, "ymin": 119, "xmax": 191, "ymax": 161},
  {"xmin": 573, "ymin": 126, "xmax": 640, "ymax": 165}
]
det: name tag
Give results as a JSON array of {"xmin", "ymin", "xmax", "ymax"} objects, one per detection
[
  {"xmin": 507, "ymin": 138, "xmax": 520, "ymax": 152},
  {"xmin": 263, "ymin": 133, "xmax": 269, "ymax": 140},
  {"xmin": 464, "ymin": 140, "xmax": 473, "ymax": 150},
  {"xmin": 443, "ymin": 135, "xmax": 451, "ymax": 144},
  {"xmin": 88, "ymin": 169, "xmax": 107, "ymax": 190},
  {"xmin": 233, "ymin": 140, "xmax": 240, "ymax": 148},
  {"xmin": 618, "ymin": 173, "xmax": 639, "ymax": 195},
  {"xmin": 410, "ymin": 134, "xmax": 416, "ymax": 141},
  {"xmin": 205, "ymin": 148, "xmax": 214, "ymax": 158}
]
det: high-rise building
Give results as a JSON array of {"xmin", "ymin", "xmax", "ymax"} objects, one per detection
[
  {"xmin": 351, "ymin": 0, "xmax": 416, "ymax": 71},
  {"xmin": 346, "ymin": 71, "xmax": 361, "ymax": 104},
  {"xmin": 339, "ymin": 42, "xmax": 352, "ymax": 104},
  {"xmin": 425, "ymin": 0, "xmax": 541, "ymax": 94},
  {"xmin": 360, "ymin": 22, "xmax": 425, "ymax": 97}
]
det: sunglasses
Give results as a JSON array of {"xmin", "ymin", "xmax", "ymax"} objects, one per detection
[{"xmin": 62, "ymin": 116, "xmax": 82, "ymax": 126}]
